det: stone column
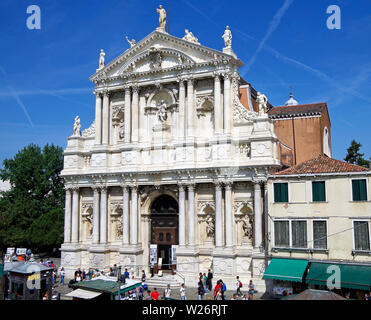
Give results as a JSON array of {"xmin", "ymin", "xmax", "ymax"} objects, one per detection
[
  {"xmin": 124, "ymin": 86, "xmax": 131, "ymax": 143},
  {"xmin": 92, "ymin": 187, "xmax": 100, "ymax": 245},
  {"xmin": 215, "ymin": 182, "xmax": 223, "ymax": 247},
  {"xmin": 188, "ymin": 184, "xmax": 195, "ymax": 246},
  {"xmin": 178, "ymin": 184, "xmax": 186, "ymax": 246},
  {"xmin": 64, "ymin": 188, "xmax": 72, "ymax": 243},
  {"xmin": 131, "ymin": 85, "xmax": 139, "ymax": 143},
  {"xmin": 94, "ymin": 91, "xmax": 102, "ymax": 144},
  {"xmin": 71, "ymin": 187, "xmax": 79, "ymax": 243},
  {"xmin": 139, "ymin": 94, "xmax": 146, "ymax": 143},
  {"xmin": 130, "ymin": 185, "xmax": 138, "ymax": 245},
  {"xmin": 178, "ymin": 79, "xmax": 186, "ymax": 140},
  {"xmin": 100, "ymin": 187, "xmax": 108, "ymax": 244},
  {"xmin": 223, "ymin": 73, "xmax": 231, "ymax": 135},
  {"xmin": 225, "ymin": 182, "xmax": 233, "ymax": 247},
  {"xmin": 102, "ymin": 91, "xmax": 110, "ymax": 145},
  {"xmin": 187, "ymin": 78, "xmax": 194, "ymax": 137},
  {"xmin": 122, "ymin": 185, "xmax": 130, "ymax": 245},
  {"xmin": 214, "ymin": 73, "xmax": 222, "ymax": 135},
  {"xmin": 254, "ymin": 182, "xmax": 262, "ymax": 249}
]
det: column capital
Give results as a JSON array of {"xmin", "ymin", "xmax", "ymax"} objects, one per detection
[
  {"xmin": 121, "ymin": 184, "xmax": 129, "ymax": 192},
  {"xmin": 213, "ymin": 71, "xmax": 222, "ymax": 80},
  {"xmin": 124, "ymin": 84, "xmax": 132, "ymax": 92},
  {"xmin": 130, "ymin": 184, "xmax": 138, "ymax": 192},
  {"xmin": 93, "ymin": 91, "xmax": 102, "ymax": 98},
  {"xmin": 225, "ymin": 180, "xmax": 233, "ymax": 190},
  {"xmin": 178, "ymin": 183, "xmax": 186, "ymax": 192},
  {"xmin": 64, "ymin": 184, "xmax": 73, "ymax": 191},
  {"xmin": 92, "ymin": 185, "xmax": 100, "ymax": 193},
  {"xmin": 100, "ymin": 186, "xmax": 108, "ymax": 194},
  {"xmin": 132, "ymin": 84, "xmax": 139, "ymax": 94},
  {"xmin": 70, "ymin": 185, "xmax": 80, "ymax": 192},
  {"xmin": 186, "ymin": 183, "xmax": 196, "ymax": 192},
  {"xmin": 103, "ymin": 90, "xmax": 110, "ymax": 97},
  {"xmin": 214, "ymin": 180, "xmax": 223, "ymax": 190},
  {"xmin": 221, "ymin": 71, "xmax": 232, "ymax": 80}
]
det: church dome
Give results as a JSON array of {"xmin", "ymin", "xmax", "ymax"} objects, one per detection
[{"xmin": 285, "ymin": 92, "xmax": 299, "ymax": 106}]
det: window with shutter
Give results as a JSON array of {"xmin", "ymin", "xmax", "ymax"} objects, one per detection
[
  {"xmin": 352, "ymin": 179, "xmax": 367, "ymax": 201},
  {"xmin": 291, "ymin": 221, "xmax": 307, "ymax": 248},
  {"xmin": 312, "ymin": 181, "xmax": 326, "ymax": 202},
  {"xmin": 313, "ymin": 221, "xmax": 327, "ymax": 249},
  {"xmin": 274, "ymin": 221, "xmax": 289, "ymax": 247},
  {"xmin": 274, "ymin": 183, "xmax": 288, "ymax": 203},
  {"xmin": 354, "ymin": 221, "xmax": 370, "ymax": 251}
]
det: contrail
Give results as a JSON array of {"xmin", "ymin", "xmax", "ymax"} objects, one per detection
[
  {"xmin": 241, "ymin": 0, "xmax": 294, "ymax": 76},
  {"xmin": 0, "ymin": 87, "xmax": 92, "ymax": 97},
  {"xmin": 0, "ymin": 66, "xmax": 34, "ymax": 127}
]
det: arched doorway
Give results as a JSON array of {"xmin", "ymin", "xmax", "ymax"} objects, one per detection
[{"xmin": 150, "ymin": 195, "xmax": 179, "ymax": 271}]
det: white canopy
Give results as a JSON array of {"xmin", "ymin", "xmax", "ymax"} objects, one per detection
[{"xmin": 65, "ymin": 289, "xmax": 102, "ymax": 300}]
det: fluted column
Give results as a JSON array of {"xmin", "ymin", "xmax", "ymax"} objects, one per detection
[
  {"xmin": 214, "ymin": 73, "xmax": 222, "ymax": 135},
  {"xmin": 124, "ymin": 86, "xmax": 131, "ymax": 143},
  {"xmin": 225, "ymin": 182, "xmax": 233, "ymax": 247},
  {"xmin": 139, "ymin": 94, "xmax": 146, "ymax": 143},
  {"xmin": 92, "ymin": 187, "xmax": 100, "ymax": 244},
  {"xmin": 100, "ymin": 187, "xmax": 107, "ymax": 244},
  {"xmin": 71, "ymin": 187, "xmax": 79, "ymax": 243},
  {"xmin": 64, "ymin": 188, "xmax": 72, "ymax": 243},
  {"xmin": 188, "ymin": 184, "xmax": 195, "ymax": 246},
  {"xmin": 94, "ymin": 92, "xmax": 102, "ymax": 144},
  {"xmin": 122, "ymin": 185, "xmax": 130, "ymax": 245},
  {"xmin": 131, "ymin": 85, "xmax": 139, "ymax": 143},
  {"xmin": 254, "ymin": 182, "xmax": 262, "ymax": 248},
  {"xmin": 178, "ymin": 79, "xmax": 186, "ymax": 140},
  {"xmin": 130, "ymin": 185, "xmax": 138, "ymax": 245},
  {"xmin": 215, "ymin": 182, "xmax": 223, "ymax": 247},
  {"xmin": 178, "ymin": 184, "xmax": 186, "ymax": 246},
  {"xmin": 102, "ymin": 91, "xmax": 110, "ymax": 145},
  {"xmin": 187, "ymin": 78, "xmax": 194, "ymax": 137},
  {"xmin": 223, "ymin": 73, "xmax": 231, "ymax": 135}
]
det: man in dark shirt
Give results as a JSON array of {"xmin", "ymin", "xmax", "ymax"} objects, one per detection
[{"xmin": 207, "ymin": 269, "xmax": 213, "ymax": 291}]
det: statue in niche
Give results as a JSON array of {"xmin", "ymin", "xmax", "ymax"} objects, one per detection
[
  {"xmin": 116, "ymin": 219, "xmax": 123, "ymax": 238},
  {"xmin": 242, "ymin": 216, "xmax": 253, "ymax": 240},
  {"xmin": 257, "ymin": 92, "xmax": 268, "ymax": 116},
  {"xmin": 206, "ymin": 215, "xmax": 215, "ymax": 238},
  {"xmin": 125, "ymin": 36, "xmax": 136, "ymax": 48},
  {"xmin": 119, "ymin": 121, "xmax": 125, "ymax": 140},
  {"xmin": 99, "ymin": 49, "xmax": 105, "ymax": 69},
  {"xmin": 73, "ymin": 116, "xmax": 81, "ymax": 136},
  {"xmin": 156, "ymin": 5, "xmax": 167, "ymax": 30},
  {"xmin": 183, "ymin": 29, "xmax": 199, "ymax": 44},
  {"xmin": 157, "ymin": 100, "xmax": 168, "ymax": 123},
  {"xmin": 222, "ymin": 26, "xmax": 232, "ymax": 48},
  {"xmin": 150, "ymin": 49, "xmax": 162, "ymax": 69}
]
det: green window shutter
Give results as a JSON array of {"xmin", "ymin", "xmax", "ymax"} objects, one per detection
[
  {"xmin": 274, "ymin": 183, "xmax": 288, "ymax": 203},
  {"xmin": 353, "ymin": 179, "xmax": 367, "ymax": 201},
  {"xmin": 312, "ymin": 181, "xmax": 326, "ymax": 202}
]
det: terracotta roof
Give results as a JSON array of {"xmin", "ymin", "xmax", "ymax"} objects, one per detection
[
  {"xmin": 268, "ymin": 103, "xmax": 326, "ymax": 119},
  {"xmin": 274, "ymin": 154, "xmax": 370, "ymax": 175}
]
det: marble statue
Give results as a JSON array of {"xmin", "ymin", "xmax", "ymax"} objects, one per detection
[
  {"xmin": 206, "ymin": 215, "xmax": 215, "ymax": 238},
  {"xmin": 119, "ymin": 122, "xmax": 125, "ymax": 140},
  {"xmin": 156, "ymin": 5, "xmax": 166, "ymax": 30},
  {"xmin": 183, "ymin": 29, "xmax": 199, "ymax": 44},
  {"xmin": 242, "ymin": 217, "xmax": 253, "ymax": 240},
  {"xmin": 157, "ymin": 100, "xmax": 167, "ymax": 122},
  {"xmin": 257, "ymin": 92, "xmax": 268, "ymax": 116},
  {"xmin": 73, "ymin": 116, "xmax": 81, "ymax": 136},
  {"xmin": 99, "ymin": 49, "xmax": 105, "ymax": 69},
  {"xmin": 126, "ymin": 36, "xmax": 136, "ymax": 48},
  {"xmin": 222, "ymin": 26, "xmax": 232, "ymax": 48}
]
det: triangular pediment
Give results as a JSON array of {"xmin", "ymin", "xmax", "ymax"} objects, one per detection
[{"xmin": 90, "ymin": 30, "xmax": 242, "ymax": 83}]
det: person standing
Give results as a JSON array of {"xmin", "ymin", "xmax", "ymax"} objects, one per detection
[
  {"xmin": 236, "ymin": 276, "xmax": 242, "ymax": 297},
  {"xmin": 124, "ymin": 268, "xmax": 130, "ymax": 279},
  {"xmin": 213, "ymin": 280, "xmax": 222, "ymax": 300},
  {"xmin": 197, "ymin": 281, "xmax": 205, "ymax": 300},
  {"xmin": 151, "ymin": 288, "xmax": 160, "ymax": 300},
  {"xmin": 203, "ymin": 273, "xmax": 208, "ymax": 294},
  {"xmin": 207, "ymin": 269, "xmax": 213, "ymax": 291},
  {"xmin": 60, "ymin": 267, "xmax": 65, "ymax": 285},
  {"xmin": 164, "ymin": 284, "xmax": 171, "ymax": 299},
  {"xmin": 180, "ymin": 283, "xmax": 186, "ymax": 300},
  {"xmin": 248, "ymin": 280, "xmax": 255, "ymax": 300},
  {"xmin": 141, "ymin": 270, "xmax": 146, "ymax": 282},
  {"xmin": 221, "ymin": 280, "xmax": 226, "ymax": 300}
]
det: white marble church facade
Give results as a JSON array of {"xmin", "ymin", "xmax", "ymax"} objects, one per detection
[{"xmin": 60, "ymin": 17, "xmax": 281, "ymax": 287}]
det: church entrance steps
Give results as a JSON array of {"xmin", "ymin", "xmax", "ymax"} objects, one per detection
[{"xmin": 142, "ymin": 274, "xmax": 184, "ymax": 289}]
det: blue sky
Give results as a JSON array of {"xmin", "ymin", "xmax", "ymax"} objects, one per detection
[{"xmin": 0, "ymin": 0, "xmax": 370, "ymax": 165}]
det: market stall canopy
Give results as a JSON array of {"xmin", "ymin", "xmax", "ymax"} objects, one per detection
[
  {"xmin": 4, "ymin": 261, "xmax": 53, "ymax": 274},
  {"xmin": 263, "ymin": 258, "xmax": 309, "ymax": 282},
  {"xmin": 65, "ymin": 289, "xmax": 102, "ymax": 300},
  {"xmin": 283, "ymin": 289, "xmax": 346, "ymax": 300},
  {"xmin": 306, "ymin": 262, "xmax": 371, "ymax": 291}
]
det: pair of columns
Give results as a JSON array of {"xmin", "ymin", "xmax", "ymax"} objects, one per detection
[
  {"xmin": 94, "ymin": 91, "xmax": 110, "ymax": 145},
  {"xmin": 178, "ymin": 184, "xmax": 196, "ymax": 247},
  {"xmin": 64, "ymin": 185, "xmax": 139, "ymax": 246},
  {"xmin": 214, "ymin": 73, "xmax": 232, "ymax": 136}
]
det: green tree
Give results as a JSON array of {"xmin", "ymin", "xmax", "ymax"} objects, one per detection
[
  {"xmin": 344, "ymin": 140, "xmax": 370, "ymax": 168},
  {"xmin": 0, "ymin": 143, "xmax": 65, "ymax": 251}
]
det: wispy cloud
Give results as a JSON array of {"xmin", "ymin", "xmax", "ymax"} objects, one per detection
[
  {"xmin": 0, "ymin": 87, "xmax": 92, "ymax": 98},
  {"xmin": 241, "ymin": 0, "xmax": 294, "ymax": 76}
]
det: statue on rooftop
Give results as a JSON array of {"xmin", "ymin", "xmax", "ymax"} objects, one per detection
[
  {"xmin": 257, "ymin": 92, "xmax": 268, "ymax": 116},
  {"xmin": 156, "ymin": 5, "xmax": 166, "ymax": 31},
  {"xmin": 73, "ymin": 116, "xmax": 81, "ymax": 136},
  {"xmin": 222, "ymin": 26, "xmax": 232, "ymax": 48},
  {"xmin": 99, "ymin": 49, "xmax": 105, "ymax": 69},
  {"xmin": 183, "ymin": 29, "xmax": 199, "ymax": 44},
  {"xmin": 126, "ymin": 36, "xmax": 136, "ymax": 48}
]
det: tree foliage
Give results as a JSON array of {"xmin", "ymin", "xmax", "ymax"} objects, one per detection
[
  {"xmin": 0, "ymin": 143, "xmax": 65, "ymax": 251},
  {"xmin": 344, "ymin": 140, "xmax": 370, "ymax": 168}
]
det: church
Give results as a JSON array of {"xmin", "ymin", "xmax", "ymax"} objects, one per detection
[{"xmin": 60, "ymin": 6, "xmax": 331, "ymax": 289}]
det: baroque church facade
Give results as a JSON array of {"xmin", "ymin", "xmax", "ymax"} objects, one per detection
[{"xmin": 60, "ymin": 9, "xmax": 286, "ymax": 287}]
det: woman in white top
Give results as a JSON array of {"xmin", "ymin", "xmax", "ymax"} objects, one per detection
[
  {"xmin": 179, "ymin": 283, "xmax": 186, "ymax": 300},
  {"xmin": 164, "ymin": 284, "xmax": 171, "ymax": 299}
]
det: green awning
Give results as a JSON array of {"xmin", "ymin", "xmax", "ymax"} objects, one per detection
[
  {"xmin": 0, "ymin": 264, "xmax": 8, "ymax": 277},
  {"xmin": 306, "ymin": 262, "xmax": 371, "ymax": 291},
  {"xmin": 263, "ymin": 258, "xmax": 309, "ymax": 283}
]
